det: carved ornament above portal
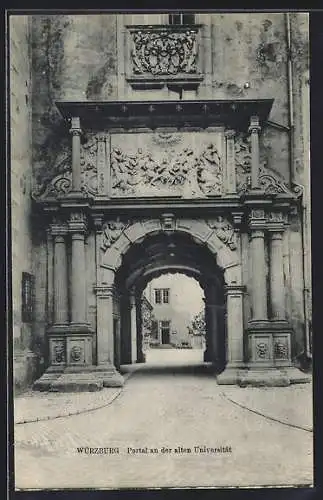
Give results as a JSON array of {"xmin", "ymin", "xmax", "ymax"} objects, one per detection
[
  {"xmin": 32, "ymin": 129, "xmax": 296, "ymax": 203},
  {"xmin": 110, "ymin": 131, "xmax": 223, "ymax": 198},
  {"xmin": 235, "ymin": 134, "xmax": 293, "ymax": 196},
  {"xmin": 206, "ymin": 216, "xmax": 237, "ymax": 251},
  {"xmin": 101, "ymin": 220, "xmax": 130, "ymax": 252}
]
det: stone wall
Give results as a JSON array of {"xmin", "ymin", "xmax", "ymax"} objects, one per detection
[{"xmin": 10, "ymin": 16, "xmax": 40, "ymax": 391}]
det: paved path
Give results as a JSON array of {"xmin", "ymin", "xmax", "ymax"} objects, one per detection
[{"xmin": 14, "ymin": 349, "xmax": 313, "ymax": 490}]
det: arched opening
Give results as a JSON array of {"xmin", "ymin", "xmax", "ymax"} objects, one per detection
[{"xmin": 114, "ymin": 231, "xmax": 227, "ymax": 373}]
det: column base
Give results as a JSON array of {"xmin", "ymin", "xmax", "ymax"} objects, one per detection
[
  {"xmin": 33, "ymin": 364, "xmax": 124, "ymax": 392},
  {"xmin": 216, "ymin": 365, "xmax": 311, "ymax": 387},
  {"xmin": 217, "ymin": 367, "xmax": 243, "ymax": 385}
]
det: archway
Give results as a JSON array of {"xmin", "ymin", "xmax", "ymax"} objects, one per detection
[
  {"xmin": 97, "ymin": 217, "xmax": 244, "ymax": 384},
  {"xmin": 113, "ymin": 231, "xmax": 226, "ymax": 371}
]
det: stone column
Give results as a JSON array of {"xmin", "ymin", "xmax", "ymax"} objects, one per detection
[
  {"xmin": 248, "ymin": 115, "xmax": 261, "ymax": 189},
  {"xmin": 96, "ymin": 283, "xmax": 115, "ymax": 365},
  {"xmin": 93, "ymin": 214, "xmax": 104, "ymax": 285},
  {"xmin": 268, "ymin": 215, "xmax": 286, "ymax": 320},
  {"xmin": 51, "ymin": 224, "xmax": 68, "ymax": 325},
  {"xmin": 70, "ymin": 117, "xmax": 82, "ymax": 193},
  {"xmin": 68, "ymin": 212, "xmax": 88, "ymax": 327},
  {"xmin": 225, "ymin": 129, "xmax": 236, "ymax": 193},
  {"xmin": 225, "ymin": 285, "xmax": 245, "ymax": 366},
  {"xmin": 249, "ymin": 210, "xmax": 268, "ymax": 321},
  {"xmin": 96, "ymin": 135, "xmax": 110, "ymax": 197},
  {"xmin": 250, "ymin": 231, "xmax": 268, "ymax": 321},
  {"xmin": 130, "ymin": 292, "xmax": 137, "ymax": 364},
  {"xmin": 46, "ymin": 228, "xmax": 54, "ymax": 325}
]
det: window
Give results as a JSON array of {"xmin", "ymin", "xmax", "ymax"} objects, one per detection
[
  {"xmin": 21, "ymin": 272, "xmax": 34, "ymax": 323},
  {"xmin": 155, "ymin": 289, "xmax": 162, "ymax": 304},
  {"xmin": 163, "ymin": 289, "xmax": 169, "ymax": 304},
  {"xmin": 154, "ymin": 288, "xmax": 170, "ymax": 304},
  {"xmin": 169, "ymin": 13, "xmax": 195, "ymax": 25}
]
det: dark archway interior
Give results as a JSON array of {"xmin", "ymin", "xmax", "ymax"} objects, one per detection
[{"xmin": 114, "ymin": 232, "xmax": 226, "ymax": 371}]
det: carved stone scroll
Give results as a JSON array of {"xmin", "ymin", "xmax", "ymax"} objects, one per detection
[{"xmin": 235, "ymin": 134, "xmax": 294, "ymax": 196}]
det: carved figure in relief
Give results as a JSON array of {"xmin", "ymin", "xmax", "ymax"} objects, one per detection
[
  {"xmin": 207, "ymin": 216, "xmax": 237, "ymax": 250},
  {"xmin": 101, "ymin": 220, "xmax": 128, "ymax": 251},
  {"xmin": 111, "ymin": 142, "xmax": 222, "ymax": 198},
  {"xmin": 54, "ymin": 342, "xmax": 65, "ymax": 364}
]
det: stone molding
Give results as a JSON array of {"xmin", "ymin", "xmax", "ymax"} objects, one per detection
[{"xmin": 100, "ymin": 218, "xmax": 242, "ymax": 286}]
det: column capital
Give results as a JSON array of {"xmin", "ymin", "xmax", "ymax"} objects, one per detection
[
  {"xmin": 267, "ymin": 211, "xmax": 285, "ymax": 233},
  {"xmin": 68, "ymin": 211, "xmax": 88, "ymax": 233},
  {"xmin": 96, "ymin": 133, "xmax": 107, "ymax": 143},
  {"xmin": 225, "ymin": 284, "xmax": 246, "ymax": 296},
  {"xmin": 69, "ymin": 116, "xmax": 82, "ymax": 135},
  {"xmin": 248, "ymin": 208, "xmax": 267, "ymax": 231},
  {"xmin": 225, "ymin": 129, "xmax": 236, "ymax": 139},
  {"xmin": 248, "ymin": 115, "xmax": 261, "ymax": 134},
  {"xmin": 50, "ymin": 223, "xmax": 68, "ymax": 237},
  {"xmin": 94, "ymin": 285, "xmax": 115, "ymax": 298}
]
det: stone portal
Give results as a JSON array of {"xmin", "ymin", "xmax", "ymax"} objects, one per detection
[{"xmin": 32, "ymin": 99, "xmax": 309, "ymax": 390}]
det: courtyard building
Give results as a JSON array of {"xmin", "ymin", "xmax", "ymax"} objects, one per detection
[{"xmin": 10, "ymin": 12, "xmax": 311, "ymax": 391}]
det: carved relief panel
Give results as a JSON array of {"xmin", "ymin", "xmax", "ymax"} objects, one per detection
[
  {"xmin": 32, "ymin": 127, "xmax": 295, "ymax": 202},
  {"xmin": 49, "ymin": 338, "xmax": 66, "ymax": 365},
  {"xmin": 110, "ymin": 130, "xmax": 224, "ymax": 198},
  {"xmin": 125, "ymin": 25, "xmax": 203, "ymax": 89}
]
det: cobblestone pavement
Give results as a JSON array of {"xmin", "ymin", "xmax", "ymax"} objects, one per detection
[{"xmin": 14, "ymin": 349, "xmax": 313, "ymax": 490}]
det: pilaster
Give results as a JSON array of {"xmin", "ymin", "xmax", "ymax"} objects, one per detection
[
  {"xmin": 248, "ymin": 115, "xmax": 261, "ymax": 189},
  {"xmin": 96, "ymin": 134, "xmax": 111, "ymax": 198},
  {"xmin": 225, "ymin": 129, "xmax": 236, "ymax": 194},
  {"xmin": 217, "ymin": 285, "xmax": 245, "ymax": 385},
  {"xmin": 69, "ymin": 116, "xmax": 83, "ymax": 195}
]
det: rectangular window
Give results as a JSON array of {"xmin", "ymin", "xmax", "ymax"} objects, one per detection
[
  {"xmin": 154, "ymin": 288, "xmax": 170, "ymax": 304},
  {"xmin": 155, "ymin": 289, "xmax": 162, "ymax": 304},
  {"xmin": 163, "ymin": 289, "xmax": 169, "ymax": 304},
  {"xmin": 21, "ymin": 272, "xmax": 34, "ymax": 323},
  {"xmin": 169, "ymin": 13, "xmax": 195, "ymax": 25}
]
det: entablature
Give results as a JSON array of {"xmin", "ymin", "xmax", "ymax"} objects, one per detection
[
  {"xmin": 55, "ymin": 99, "xmax": 273, "ymax": 132},
  {"xmin": 32, "ymin": 99, "xmax": 302, "ymax": 214}
]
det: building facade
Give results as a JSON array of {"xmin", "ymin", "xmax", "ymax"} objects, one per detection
[
  {"xmin": 145, "ymin": 274, "xmax": 204, "ymax": 348},
  {"xmin": 10, "ymin": 12, "xmax": 311, "ymax": 390}
]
